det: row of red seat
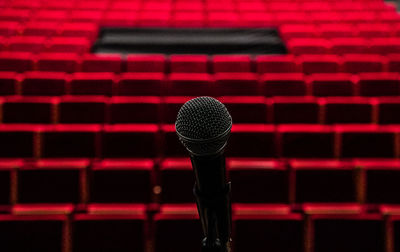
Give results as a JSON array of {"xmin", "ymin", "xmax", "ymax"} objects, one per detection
[
  {"xmin": 0, "ymin": 123, "xmax": 398, "ymax": 158},
  {"xmin": 288, "ymin": 38, "xmax": 400, "ymax": 55},
  {"xmin": 1, "ymin": 71, "xmax": 399, "ymax": 97},
  {"xmin": 7, "ymin": 22, "xmax": 400, "ymax": 39},
  {"xmin": 282, "ymin": 23, "xmax": 400, "ymax": 39},
  {"xmin": 5, "ymin": 53, "xmax": 400, "ymax": 74},
  {"xmin": 1, "ymin": 1, "xmax": 393, "ymax": 11},
  {"xmin": 0, "ymin": 22, "xmax": 97, "ymax": 38},
  {"xmin": 0, "ymin": 203, "xmax": 398, "ymax": 252},
  {"xmin": 2, "ymin": 96, "xmax": 400, "ymax": 124},
  {"xmin": 1, "ymin": 10, "xmax": 399, "ymax": 26},
  {"xmin": 0, "ymin": 158, "xmax": 399, "ymax": 204},
  {"xmin": 0, "ymin": 37, "xmax": 90, "ymax": 54}
]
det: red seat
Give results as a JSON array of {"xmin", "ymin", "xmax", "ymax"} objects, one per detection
[
  {"xmin": 0, "ymin": 124, "xmax": 35, "ymax": 158},
  {"xmin": 280, "ymin": 24, "xmax": 317, "ymax": 39},
  {"xmin": 388, "ymin": 54, "xmax": 400, "ymax": 72},
  {"xmin": 69, "ymin": 72, "xmax": 114, "ymax": 96},
  {"xmin": 212, "ymin": 55, "xmax": 252, "ymax": 73},
  {"xmin": 41, "ymin": 125, "xmax": 100, "ymax": 158},
  {"xmin": 160, "ymin": 158, "xmax": 194, "ymax": 203},
  {"xmin": 358, "ymin": 73, "xmax": 400, "ymax": 96},
  {"xmin": 73, "ymin": 206, "xmax": 145, "ymax": 252},
  {"xmin": 32, "ymin": 10, "xmax": 68, "ymax": 22},
  {"xmin": 81, "ymin": 54, "xmax": 122, "ymax": 73},
  {"xmin": 339, "ymin": 11, "xmax": 376, "ymax": 23},
  {"xmin": 37, "ymin": 53, "xmax": 79, "ymax": 73},
  {"xmin": 256, "ymin": 55, "xmax": 299, "ymax": 73},
  {"xmin": 207, "ymin": 12, "xmax": 239, "ymax": 26},
  {"xmin": 227, "ymin": 124, "xmax": 276, "ymax": 157},
  {"xmin": 42, "ymin": 1, "xmax": 75, "ymax": 9},
  {"xmin": 101, "ymin": 11, "xmax": 136, "ymax": 26},
  {"xmin": 288, "ymin": 38, "xmax": 330, "ymax": 55},
  {"xmin": 337, "ymin": 125, "xmax": 396, "ymax": 158},
  {"xmin": 268, "ymin": 2, "xmax": 300, "ymax": 11},
  {"xmin": 229, "ymin": 159, "xmax": 288, "ymax": 203},
  {"xmin": 0, "ymin": 214, "xmax": 67, "ymax": 251},
  {"xmin": 109, "ymin": 96, "xmax": 161, "ymax": 124},
  {"xmin": 116, "ymin": 73, "xmax": 164, "ymax": 96},
  {"xmin": 279, "ymin": 125, "xmax": 334, "ymax": 158},
  {"xmin": 310, "ymin": 11, "xmax": 341, "ymax": 24},
  {"xmin": 274, "ymin": 11, "xmax": 308, "ymax": 25},
  {"xmin": 59, "ymin": 22, "xmax": 98, "ymax": 40},
  {"xmin": 262, "ymin": 73, "xmax": 307, "ymax": 97},
  {"xmin": 0, "ymin": 72, "xmax": 18, "ymax": 95},
  {"xmin": 323, "ymin": 97, "xmax": 373, "ymax": 124},
  {"xmin": 290, "ymin": 160, "xmax": 355, "ymax": 203},
  {"xmin": 47, "ymin": 37, "xmax": 90, "ymax": 54},
  {"xmin": 356, "ymin": 160, "xmax": 400, "ymax": 204},
  {"xmin": 136, "ymin": 11, "xmax": 170, "ymax": 26},
  {"xmin": 127, "ymin": 54, "xmax": 166, "ymax": 73},
  {"xmin": 272, "ymin": 97, "xmax": 319, "ymax": 124},
  {"xmin": 0, "ymin": 159, "xmax": 22, "ymax": 205},
  {"xmin": 19, "ymin": 159, "xmax": 88, "ymax": 203},
  {"xmin": 331, "ymin": 38, "xmax": 369, "ymax": 55},
  {"xmin": 219, "ymin": 96, "xmax": 268, "ymax": 123},
  {"xmin": 382, "ymin": 206, "xmax": 400, "ymax": 251},
  {"xmin": 318, "ymin": 23, "xmax": 355, "ymax": 38},
  {"xmin": 300, "ymin": 55, "xmax": 340, "ymax": 74},
  {"xmin": 0, "ymin": 52, "xmax": 34, "ymax": 72},
  {"xmin": 175, "ymin": 2, "xmax": 204, "ymax": 12},
  {"xmin": 91, "ymin": 159, "xmax": 153, "ymax": 203},
  {"xmin": 343, "ymin": 54, "xmax": 384, "ymax": 74},
  {"xmin": 234, "ymin": 206, "xmax": 303, "ymax": 252},
  {"xmin": 377, "ymin": 97, "xmax": 400, "ymax": 124},
  {"xmin": 0, "ymin": 21, "xmax": 20, "ymax": 36},
  {"xmin": 237, "ymin": 2, "xmax": 267, "ymax": 12},
  {"xmin": 59, "ymin": 96, "xmax": 107, "ymax": 124},
  {"xmin": 7, "ymin": 36, "xmax": 47, "ymax": 53},
  {"xmin": 378, "ymin": 10, "xmax": 400, "ymax": 24},
  {"xmin": 102, "ymin": 124, "xmax": 158, "ymax": 158},
  {"xmin": 0, "ymin": 9, "xmax": 31, "ymax": 22},
  {"xmin": 154, "ymin": 205, "xmax": 200, "ymax": 252},
  {"xmin": 305, "ymin": 205, "xmax": 384, "ymax": 252},
  {"xmin": 110, "ymin": 1, "xmax": 141, "ymax": 11},
  {"xmin": 69, "ymin": 10, "xmax": 103, "ymax": 22},
  {"xmin": 215, "ymin": 73, "xmax": 259, "ymax": 96},
  {"xmin": 240, "ymin": 12, "xmax": 274, "ymax": 27},
  {"xmin": 21, "ymin": 72, "xmax": 66, "ymax": 96},
  {"xmin": 357, "ymin": 23, "xmax": 392, "ymax": 38},
  {"xmin": 76, "ymin": 1, "xmax": 108, "ymax": 10},
  {"xmin": 172, "ymin": 12, "xmax": 204, "ymax": 27},
  {"xmin": 168, "ymin": 73, "xmax": 213, "ymax": 96},
  {"xmin": 369, "ymin": 38, "xmax": 400, "ymax": 55},
  {"xmin": 22, "ymin": 21, "xmax": 58, "ymax": 37},
  {"xmin": 3, "ymin": 96, "xmax": 56, "ymax": 124},
  {"xmin": 170, "ymin": 55, "xmax": 208, "ymax": 73}
]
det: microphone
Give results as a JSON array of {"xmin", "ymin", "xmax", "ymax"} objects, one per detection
[{"xmin": 175, "ymin": 96, "xmax": 233, "ymax": 252}]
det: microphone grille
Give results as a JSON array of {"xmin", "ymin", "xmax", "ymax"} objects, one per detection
[
  {"xmin": 176, "ymin": 96, "xmax": 232, "ymax": 140},
  {"xmin": 175, "ymin": 97, "xmax": 232, "ymax": 156}
]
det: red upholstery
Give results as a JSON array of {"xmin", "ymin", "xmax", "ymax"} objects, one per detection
[{"xmin": 0, "ymin": 0, "xmax": 399, "ymax": 250}]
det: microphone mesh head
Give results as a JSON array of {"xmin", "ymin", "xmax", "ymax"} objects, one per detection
[{"xmin": 175, "ymin": 97, "xmax": 232, "ymax": 156}]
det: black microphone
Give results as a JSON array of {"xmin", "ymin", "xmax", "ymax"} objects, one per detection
[{"xmin": 175, "ymin": 96, "xmax": 233, "ymax": 252}]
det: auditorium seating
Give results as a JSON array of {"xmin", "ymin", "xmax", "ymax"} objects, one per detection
[{"xmin": 1, "ymin": 0, "xmax": 400, "ymax": 251}]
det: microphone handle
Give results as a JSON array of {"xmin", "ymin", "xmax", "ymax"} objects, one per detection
[{"xmin": 191, "ymin": 154, "xmax": 232, "ymax": 252}]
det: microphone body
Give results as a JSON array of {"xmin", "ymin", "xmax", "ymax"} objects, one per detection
[
  {"xmin": 191, "ymin": 153, "xmax": 231, "ymax": 251},
  {"xmin": 175, "ymin": 97, "xmax": 232, "ymax": 252}
]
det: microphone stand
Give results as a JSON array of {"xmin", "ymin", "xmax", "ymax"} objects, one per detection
[{"xmin": 194, "ymin": 182, "xmax": 232, "ymax": 252}]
